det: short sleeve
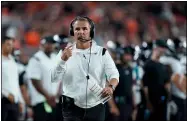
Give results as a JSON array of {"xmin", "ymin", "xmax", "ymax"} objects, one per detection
[
  {"xmin": 103, "ymin": 50, "xmax": 119, "ymax": 82},
  {"xmin": 27, "ymin": 57, "xmax": 42, "ymax": 81}
]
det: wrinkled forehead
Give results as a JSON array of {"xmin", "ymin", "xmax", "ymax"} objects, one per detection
[{"xmin": 73, "ymin": 20, "xmax": 91, "ymax": 29}]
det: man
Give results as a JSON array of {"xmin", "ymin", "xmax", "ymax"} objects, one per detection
[
  {"xmin": 142, "ymin": 39, "xmax": 171, "ymax": 121},
  {"xmin": 106, "ymin": 46, "xmax": 135, "ymax": 121},
  {"xmin": 51, "ymin": 16, "xmax": 119, "ymax": 121},
  {"xmin": 13, "ymin": 49, "xmax": 34, "ymax": 121},
  {"xmin": 160, "ymin": 46, "xmax": 186, "ymax": 121},
  {"xmin": 2, "ymin": 36, "xmax": 25, "ymax": 121},
  {"xmin": 26, "ymin": 36, "xmax": 61, "ymax": 121}
]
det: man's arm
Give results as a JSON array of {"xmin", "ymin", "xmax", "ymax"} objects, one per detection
[
  {"xmin": 51, "ymin": 50, "xmax": 67, "ymax": 83},
  {"xmin": 102, "ymin": 50, "xmax": 119, "ymax": 96},
  {"xmin": 104, "ymin": 50, "xmax": 119, "ymax": 87},
  {"xmin": 142, "ymin": 64, "xmax": 153, "ymax": 111},
  {"xmin": 172, "ymin": 73, "xmax": 186, "ymax": 93},
  {"xmin": 27, "ymin": 57, "xmax": 56, "ymax": 107},
  {"xmin": 19, "ymin": 71, "xmax": 30, "ymax": 105},
  {"xmin": 31, "ymin": 79, "xmax": 50, "ymax": 99},
  {"xmin": 108, "ymin": 96, "xmax": 120, "ymax": 116},
  {"xmin": 20, "ymin": 85, "xmax": 31, "ymax": 105},
  {"xmin": 108, "ymin": 78, "xmax": 119, "ymax": 90}
]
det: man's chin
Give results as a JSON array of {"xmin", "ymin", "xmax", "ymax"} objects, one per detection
[{"xmin": 78, "ymin": 39, "xmax": 89, "ymax": 43}]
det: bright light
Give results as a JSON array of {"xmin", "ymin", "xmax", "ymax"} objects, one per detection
[
  {"xmin": 167, "ymin": 39, "xmax": 174, "ymax": 46},
  {"xmin": 53, "ymin": 34, "xmax": 60, "ymax": 42},
  {"xmin": 142, "ymin": 42, "xmax": 147, "ymax": 48},
  {"xmin": 183, "ymin": 41, "xmax": 186, "ymax": 48},
  {"xmin": 135, "ymin": 46, "xmax": 140, "ymax": 52},
  {"xmin": 107, "ymin": 40, "xmax": 116, "ymax": 49}
]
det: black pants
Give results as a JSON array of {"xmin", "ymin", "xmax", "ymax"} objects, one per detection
[
  {"xmin": 2, "ymin": 97, "xmax": 19, "ymax": 121},
  {"xmin": 56, "ymin": 96, "xmax": 64, "ymax": 121},
  {"xmin": 170, "ymin": 95, "xmax": 187, "ymax": 121},
  {"xmin": 149, "ymin": 96, "xmax": 167, "ymax": 121},
  {"xmin": 33, "ymin": 102, "xmax": 58, "ymax": 121},
  {"xmin": 62, "ymin": 95, "xmax": 105, "ymax": 121}
]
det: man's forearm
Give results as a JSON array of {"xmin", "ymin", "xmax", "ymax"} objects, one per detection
[
  {"xmin": 20, "ymin": 85, "xmax": 31, "ymax": 105},
  {"xmin": 143, "ymin": 87, "xmax": 150, "ymax": 103},
  {"xmin": 108, "ymin": 78, "xmax": 119, "ymax": 89},
  {"xmin": 32, "ymin": 79, "xmax": 49, "ymax": 98},
  {"xmin": 108, "ymin": 96, "xmax": 117, "ymax": 108},
  {"xmin": 164, "ymin": 82, "xmax": 171, "ymax": 93}
]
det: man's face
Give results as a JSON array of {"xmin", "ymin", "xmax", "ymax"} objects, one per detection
[
  {"xmin": 2, "ymin": 39, "xmax": 13, "ymax": 54},
  {"xmin": 73, "ymin": 20, "xmax": 91, "ymax": 42},
  {"xmin": 44, "ymin": 42, "xmax": 56, "ymax": 53},
  {"xmin": 158, "ymin": 47, "xmax": 167, "ymax": 56},
  {"xmin": 122, "ymin": 53, "xmax": 133, "ymax": 63},
  {"xmin": 19, "ymin": 50, "xmax": 29, "ymax": 65}
]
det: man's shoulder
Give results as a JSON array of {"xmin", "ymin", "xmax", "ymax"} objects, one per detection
[
  {"xmin": 94, "ymin": 45, "xmax": 107, "ymax": 56},
  {"xmin": 95, "ymin": 45, "xmax": 104, "ymax": 50},
  {"xmin": 34, "ymin": 50, "xmax": 44, "ymax": 57},
  {"xmin": 31, "ymin": 51, "xmax": 44, "ymax": 62}
]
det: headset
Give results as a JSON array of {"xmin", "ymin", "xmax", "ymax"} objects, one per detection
[{"xmin": 69, "ymin": 16, "xmax": 95, "ymax": 39}]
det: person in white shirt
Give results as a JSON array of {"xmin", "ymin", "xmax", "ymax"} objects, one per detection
[
  {"xmin": 26, "ymin": 36, "xmax": 61, "ymax": 121},
  {"xmin": 51, "ymin": 16, "xmax": 119, "ymax": 121},
  {"xmin": 160, "ymin": 55, "xmax": 186, "ymax": 121},
  {"xmin": 2, "ymin": 36, "xmax": 25, "ymax": 121}
]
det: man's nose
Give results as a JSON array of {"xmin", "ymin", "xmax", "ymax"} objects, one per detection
[{"xmin": 78, "ymin": 29, "xmax": 84, "ymax": 34}]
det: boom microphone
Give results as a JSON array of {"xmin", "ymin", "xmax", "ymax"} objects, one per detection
[{"xmin": 78, "ymin": 37, "xmax": 91, "ymax": 42}]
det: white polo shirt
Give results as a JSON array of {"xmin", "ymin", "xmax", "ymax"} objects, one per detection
[
  {"xmin": 2, "ymin": 55, "xmax": 24, "ymax": 103},
  {"xmin": 26, "ymin": 51, "xmax": 61, "ymax": 106},
  {"xmin": 51, "ymin": 41, "xmax": 119, "ymax": 108}
]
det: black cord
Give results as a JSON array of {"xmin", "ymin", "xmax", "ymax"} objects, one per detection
[{"xmin": 83, "ymin": 42, "xmax": 92, "ymax": 120}]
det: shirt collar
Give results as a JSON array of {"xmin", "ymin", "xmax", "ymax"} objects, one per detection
[{"xmin": 73, "ymin": 40, "xmax": 98, "ymax": 54}]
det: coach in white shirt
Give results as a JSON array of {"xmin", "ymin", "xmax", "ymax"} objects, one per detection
[
  {"xmin": 2, "ymin": 36, "xmax": 24, "ymax": 121},
  {"xmin": 51, "ymin": 16, "xmax": 119, "ymax": 121},
  {"xmin": 26, "ymin": 36, "xmax": 61, "ymax": 121}
]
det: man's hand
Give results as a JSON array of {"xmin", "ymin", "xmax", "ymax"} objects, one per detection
[
  {"xmin": 101, "ymin": 87, "xmax": 113, "ymax": 97},
  {"xmin": 8, "ymin": 94, "xmax": 15, "ymax": 103},
  {"xmin": 146, "ymin": 101, "xmax": 153, "ymax": 112},
  {"xmin": 18, "ymin": 103, "xmax": 24, "ymax": 113},
  {"xmin": 46, "ymin": 95, "xmax": 56, "ymax": 107},
  {"xmin": 27, "ymin": 107, "xmax": 33, "ymax": 118},
  {"xmin": 132, "ymin": 108, "xmax": 138, "ymax": 121},
  {"xmin": 110, "ymin": 106, "xmax": 120, "ymax": 116},
  {"xmin": 61, "ymin": 45, "xmax": 73, "ymax": 61}
]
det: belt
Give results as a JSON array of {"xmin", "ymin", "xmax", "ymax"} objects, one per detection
[{"xmin": 62, "ymin": 95, "xmax": 74, "ymax": 105}]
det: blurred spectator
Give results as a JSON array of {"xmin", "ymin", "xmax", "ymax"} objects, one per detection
[
  {"xmin": 142, "ymin": 39, "xmax": 171, "ymax": 121},
  {"xmin": 2, "ymin": 36, "xmax": 25, "ymax": 121},
  {"xmin": 26, "ymin": 36, "xmax": 61, "ymax": 121},
  {"xmin": 1, "ymin": 2, "xmax": 186, "ymax": 53},
  {"xmin": 106, "ymin": 46, "xmax": 135, "ymax": 121},
  {"xmin": 159, "ymin": 38, "xmax": 186, "ymax": 121}
]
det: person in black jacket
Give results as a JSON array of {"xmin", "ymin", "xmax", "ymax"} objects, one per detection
[
  {"xmin": 106, "ymin": 46, "xmax": 134, "ymax": 121},
  {"xmin": 142, "ymin": 39, "xmax": 171, "ymax": 121}
]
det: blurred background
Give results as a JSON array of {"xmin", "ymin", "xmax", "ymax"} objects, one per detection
[
  {"xmin": 1, "ymin": 2, "xmax": 186, "ymax": 55},
  {"xmin": 1, "ymin": 1, "xmax": 186, "ymax": 121}
]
